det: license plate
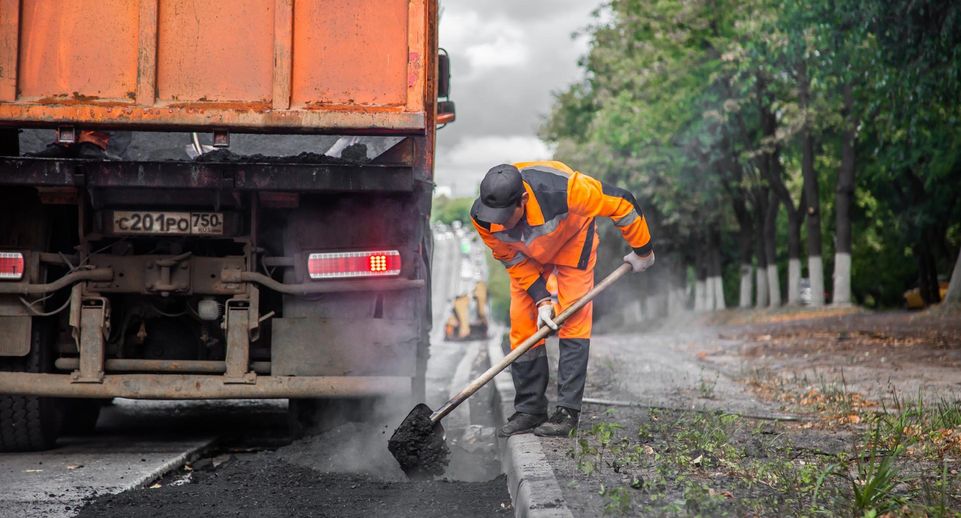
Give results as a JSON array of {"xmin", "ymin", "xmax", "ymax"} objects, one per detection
[{"xmin": 112, "ymin": 211, "xmax": 224, "ymax": 236}]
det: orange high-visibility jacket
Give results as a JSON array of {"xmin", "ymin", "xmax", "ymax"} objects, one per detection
[{"xmin": 471, "ymin": 160, "xmax": 653, "ymax": 303}]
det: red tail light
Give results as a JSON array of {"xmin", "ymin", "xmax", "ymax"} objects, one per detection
[
  {"xmin": 308, "ymin": 250, "xmax": 401, "ymax": 280},
  {"xmin": 0, "ymin": 252, "xmax": 24, "ymax": 280}
]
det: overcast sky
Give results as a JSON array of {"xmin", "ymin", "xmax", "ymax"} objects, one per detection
[{"xmin": 435, "ymin": 0, "xmax": 604, "ymax": 197}]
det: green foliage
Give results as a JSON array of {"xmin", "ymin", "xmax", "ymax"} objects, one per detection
[
  {"xmin": 484, "ymin": 251, "xmax": 511, "ymax": 324},
  {"xmin": 543, "ymin": 0, "xmax": 961, "ymax": 308},
  {"xmin": 600, "ymin": 484, "xmax": 633, "ymax": 515},
  {"xmin": 430, "ymin": 195, "xmax": 472, "ymax": 225}
]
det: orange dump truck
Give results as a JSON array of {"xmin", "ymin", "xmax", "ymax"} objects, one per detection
[{"xmin": 0, "ymin": 0, "xmax": 453, "ymax": 450}]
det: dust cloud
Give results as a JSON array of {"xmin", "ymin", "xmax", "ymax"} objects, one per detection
[{"xmin": 279, "ymin": 397, "xmax": 501, "ymax": 483}]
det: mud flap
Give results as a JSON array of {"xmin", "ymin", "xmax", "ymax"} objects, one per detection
[
  {"xmin": 0, "ymin": 296, "xmax": 32, "ymax": 357},
  {"xmin": 0, "ymin": 316, "xmax": 31, "ymax": 357},
  {"xmin": 271, "ymin": 317, "xmax": 417, "ymax": 377}
]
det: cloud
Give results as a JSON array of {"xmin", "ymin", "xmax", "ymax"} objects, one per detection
[
  {"xmin": 435, "ymin": 135, "xmax": 554, "ymax": 196},
  {"xmin": 435, "ymin": 1, "xmax": 605, "ymax": 196},
  {"xmin": 441, "ymin": 11, "xmax": 530, "ymax": 77}
]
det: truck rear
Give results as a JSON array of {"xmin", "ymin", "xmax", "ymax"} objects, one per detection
[{"xmin": 0, "ymin": 0, "xmax": 453, "ymax": 450}]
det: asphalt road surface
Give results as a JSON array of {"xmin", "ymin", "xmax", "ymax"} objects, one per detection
[{"xmin": 1, "ymin": 225, "xmax": 503, "ymax": 517}]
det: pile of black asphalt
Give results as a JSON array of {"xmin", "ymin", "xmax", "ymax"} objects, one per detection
[
  {"xmin": 388, "ymin": 403, "xmax": 451, "ymax": 479},
  {"xmin": 194, "ymin": 144, "xmax": 369, "ymax": 165},
  {"xmin": 78, "ymin": 455, "xmax": 508, "ymax": 518},
  {"xmin": 78, "ymin": 419, "xmax": 508, "ymax": 518}
]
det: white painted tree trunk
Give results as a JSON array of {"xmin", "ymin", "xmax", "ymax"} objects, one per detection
[
  {"xmin": 808, "ymin": 255, "xmax": 825, "ymax": 306},
  {"xmin": 945, "ymin": 246, "xmax": 961, "ymax": 304},
  {"xmin": 787, "ymin": 258, "xmax": 801, "ymax": 305},
  {"xmin": 755, "ymin": 267, "xmax": 769, "ymax": 308},
  {"xmin": 712, "ymin": 275, "xmax": 726, "ymax": 310},
  {"xmin": 832, "ymin": 252, "xmax": 852, "ymax": 305},
  {"xmin": 646, "ymin": 292, "xmax": 666, "ymax": 319},
  {"xmin": 666, "ymin": 285, "xmax": 679, "ymax": 316},
  {"xmin": 694, "ymin": 279, "xmax": 707, "ymax": 312},
  {"xmin": 739, "ymin": 263, "xmax": 753, "ymax": 308},
  {"xmin": 668, "ymin": 287, "xmax": 687, "ymax": 316},
  {"xmin": 705, "ymin": 276, "xmax": 716, "ymax": 311},
  {"xmin": 667, "ymin": 288, "xmax": 678, "ymax": 316},
  {"xmin": 624, "ymin": 298, "xmax": 643, "ymax": 323},
  {"xmin": 766, "ymin": 264, "xmax": 781, "ymax": 307}
]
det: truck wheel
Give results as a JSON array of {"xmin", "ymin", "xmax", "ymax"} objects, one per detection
[
  {"xmin": 0, "ymin": 321, "xmax": 63, "ymax": 452},
  {"xmin": 61, "ymin": 399, "xmax": 103, "ymax": 435}
]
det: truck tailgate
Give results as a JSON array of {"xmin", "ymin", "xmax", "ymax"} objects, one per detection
[{"xmin": 0, "ymin": 0, "xmax": 431, "ymax": 133}]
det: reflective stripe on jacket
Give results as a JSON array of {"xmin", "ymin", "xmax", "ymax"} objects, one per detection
[{"xmin": 470, "ymin": 160, "xmax": 653, "ymax": 302}]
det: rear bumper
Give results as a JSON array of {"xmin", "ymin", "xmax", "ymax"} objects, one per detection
[
  {"xmin": 0, "ymin": 372, "xmax": 411, "ymax": 399},
  {"xmin": 0, "ymin": 157, "xmax": 414, "ymax": 193}
]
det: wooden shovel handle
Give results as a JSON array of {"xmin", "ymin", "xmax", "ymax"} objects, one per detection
[{"xmin": 430, "ymin": 262, "xmax": 633, "ymax": 424}]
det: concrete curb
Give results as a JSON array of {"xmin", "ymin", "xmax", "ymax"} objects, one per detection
[
  {"xmin": 127, "ymin": 437, "xmax": 214, "ymax": 489},
  {"xmin": 487, "ymin": 331, "xmax": 573, "ymax": 518}
]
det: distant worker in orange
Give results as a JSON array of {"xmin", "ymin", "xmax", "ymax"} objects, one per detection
[{"xmin": 471, "ymin": 161, "xmax": 654, "ymax": 437}]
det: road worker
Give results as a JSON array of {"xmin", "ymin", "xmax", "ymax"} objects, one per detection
[{"xmin": 471, "ymin": 161, "xmax": 654, "ymax": 437}]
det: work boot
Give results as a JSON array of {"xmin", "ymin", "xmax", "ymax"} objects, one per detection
[
  {"xmin": 26, "ymin": 143, "xmax": 74, "ymax": 158},
  {"xmin": 76, "ymin": 142, "xmax": 120, "ymax": 160},
  {"xmin": 497, "ymin": 412, "xmax": 547, "ymax": 437},
  {"xmin": 534, "ymin": 407, "xmax": 579, "ymax": 437}
]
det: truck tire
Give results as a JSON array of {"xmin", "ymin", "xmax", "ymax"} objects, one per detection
[{"xmin": 0, "ymin": 321, "xmax": 63, "ymax": 451}]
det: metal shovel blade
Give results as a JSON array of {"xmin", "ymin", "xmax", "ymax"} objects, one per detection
[{"xmin": 387, "ymin": 403, "xmax": 450, "ymax": 478}]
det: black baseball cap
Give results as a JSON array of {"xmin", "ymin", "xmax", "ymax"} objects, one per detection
[{"xmin": 473, "ymin": 164, "xmax": 524, "ymax": 224}]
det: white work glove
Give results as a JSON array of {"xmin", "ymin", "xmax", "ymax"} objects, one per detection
[
  {"xmin": 624, "ymin": 251, "xmax": 655, "ymax": 272},
  {"xmin": 536, "ymin": 301, "xmax": 558, "ymax": 331}
]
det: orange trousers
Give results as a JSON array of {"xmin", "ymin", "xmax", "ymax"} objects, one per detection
[{"xmin": 508, "ymin": 234, "xmax": 597, "ymax": 350}]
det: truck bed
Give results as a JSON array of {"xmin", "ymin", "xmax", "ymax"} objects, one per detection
[{"xmin": 0, "ymin": 0, "xmax": 432, "ymax": 133}]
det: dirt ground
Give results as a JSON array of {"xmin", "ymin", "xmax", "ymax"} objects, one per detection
[
  {"xmin": 540, "ymin": 306, "xmax": 961, "ymax": 515},
  {"xmin": 711, "ymin": 307, "xmax": 961, "ymax": 406}
]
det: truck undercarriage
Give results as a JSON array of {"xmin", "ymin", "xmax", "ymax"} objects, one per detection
[
  {"xmin": 0, "ymin": 138, "xmax": 433, "ymax": 449},
  {"xmin": 0, "ymin": 0, "xmax": 448, "ymax": 452}
]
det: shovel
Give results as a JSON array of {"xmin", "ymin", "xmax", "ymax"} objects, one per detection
[{"xmin": 388, "ymin": 262, "xmax": 633, "ymax": 478}]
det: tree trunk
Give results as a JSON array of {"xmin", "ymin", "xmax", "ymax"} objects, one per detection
[
  {"xmin": 732, "ymin": 190, "xmax": 754, "ymax": 308},
  {"xmin": 945, "ymin": 245, "xmax": 961, "ymax": 304},
  {"xmin": 786, "ymin": 195, "xmax": 804, "ymax": 305},
  {"xmin": 694, "ymin": 246, "xmax": 707, "ymax": 312},
  {"xmin": 758, "ymin": 81, "xmax": 795, "ymax": 306},
  {"xmin": 739, "ymin": 264, "xmax": 753, "ymax": 308},
  {"xmin": 711, "ymin": 227, "xmax": 726, "ymax": 310},
  {"xmin": 754, "ymin": 190, "xmax": 769, "ymax": 308},
  {"xmin": 799, "ymin": 61, "xmax": 824, "ymax": 306},
  {"xmin": 903, "ymin": 170, "xmax": 941, "ymax": 306},
  {"xmin": 917, "ymin": 228, "xmax": 942, "ymax": 305},
  {"xmin": 771, "ymin": 181, "xmax": 804, "ymax": 305},
  {"xmin": 647, "ymin": 262, "xmax": 669, "ymax": 319},
  {"xmin": 764, "ymin": 190, "xmax": 781, "ymax": 307},
  {"xmin": 667, "ymin": 259, "xmax": 688, "ymax": 316},
  {"xmin": 695, "ymin": 279, "xmax": 707, "ymax": 312},
  {"xmin": 833, "ymin": 82, "xmax": 856, "ymax": 306}
]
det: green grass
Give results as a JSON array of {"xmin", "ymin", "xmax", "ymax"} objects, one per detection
[{"xmin": 565, "ymin": 398, "xmax": 961, "ymax": 516}]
